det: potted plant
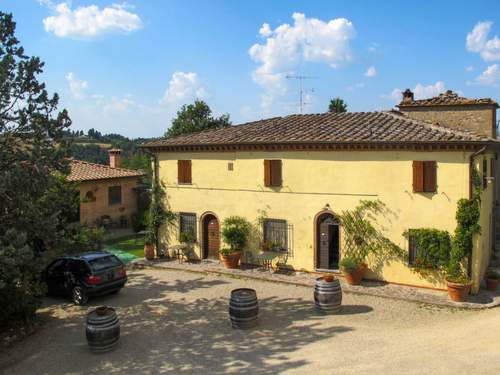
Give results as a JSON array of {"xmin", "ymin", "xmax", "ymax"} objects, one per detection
[
  {"xmin": 444, "ymin": 261, "xmax": 472, "ymax": 302},
  {"xmin": 340, "ymin": 256, "xmax": 365, "ymax": 285},
  {"xmin": 144, "ymin": 231, "xmax": 155, "ymax": 260},
  {"xmin": 220, "ymin": 216, "xmax": 250, "ymax": 269},
  {"xmin": 486, "ymin": 270, "xmax": 500, "ymax": 291}
]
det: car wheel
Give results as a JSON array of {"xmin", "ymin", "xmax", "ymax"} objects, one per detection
[{"xmin": 72, "ymin": 286, "xmax": 88, "ymax": 305}]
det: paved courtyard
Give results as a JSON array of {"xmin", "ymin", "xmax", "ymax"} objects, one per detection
[{"xmin": 1, "ymin": 268, "xmax": 500, "ymax": 375}]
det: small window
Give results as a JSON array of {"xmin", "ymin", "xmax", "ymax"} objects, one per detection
[
  {"xmin": 108, "ymin": 186, "xmax": 122, "ymax": 205},
  {"xmin": 228, "ymin": 162, "xmax": 234, "ymax": 171},
  {"xmin": 263, "ymin": 219, "xmax": 288, "ymax": 252},
  {"xmin": 264, "ymin": 160, "xmax": 282, "ymax": 187},
  {"xmin": 179, "ymin": 212, "xmax": 197, "ymax": 240},
  {"xmin": 407, "ymin": 230, "xmax": 422, "ymax": 266},
  {"xmin": 178, "ymin": 160, "xmax": 192, "ymax": 184},
  {"xmin": 84, "ymin": 191, "xmax": 96, "ymax": 202},
  {"xmin": 412, "ymin": 161, "xmax": 436, "ymax": 193}
]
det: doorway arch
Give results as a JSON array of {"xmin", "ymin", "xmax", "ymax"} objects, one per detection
[
  {"xmin": 200, "ymin": 212, "xmax": 220, "ymax": 259},
  {"xmin": 314, "ymin": 210, "xmax": 341, "ymax": 271}
]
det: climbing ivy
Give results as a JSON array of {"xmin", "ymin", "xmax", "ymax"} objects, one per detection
[{"xmin": 404, "ymin": 228, "xmax": 451, "ymax": 269}]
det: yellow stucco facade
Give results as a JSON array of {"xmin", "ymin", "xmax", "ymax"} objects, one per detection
[{"xmin": 156, "ymin": 149, "xmax": 495, "ymax": 292}]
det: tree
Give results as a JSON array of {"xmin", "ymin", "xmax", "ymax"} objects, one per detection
[
  {"xmin": 328, "ymin": 98, "xmax": 348, "ymax": 113},
  {"xmin": 0, "ymin": 13, "xmax": 94, "ymax": 327},
  {"xmin": 165, "ymin": 100, "xmax": 231, "ymax": 138}
]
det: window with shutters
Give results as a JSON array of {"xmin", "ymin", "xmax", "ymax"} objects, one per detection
[
  {"xmin": 179, "ymin": 212, "xmax": 197, "ymax": 240},
  {"xmin": 412, "ymin": 161, "xmax": 437, "ymax": 193},
  {"xmin": 264, "ymin": 159, "xmax": 282, "ymax": 187},
  {"xmin": 263, "ymin": 219, "xmax": 288, "ymax": 252},
  {"xmin": 108, "ymin": 186, "xmax": 122, "ymax": 205},
  {"xmin": 178, "ymin": 160, "xmax": 192, "ymax": 184}
]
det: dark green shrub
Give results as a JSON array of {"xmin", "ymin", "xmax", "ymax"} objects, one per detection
[
  {"xmin": 221, "ymin": 216, "xmax": 251, "ymax": 251},
  {"xmin": 405, "ymin": 228, "xmax": 451, "ymax": 269},
  {"xmin": 339, "ymin": 256, "xmax": 359, "ymax": 274}
]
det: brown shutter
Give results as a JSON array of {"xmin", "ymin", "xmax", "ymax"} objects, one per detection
[
  {"xmin": 270, "ymin": 160, "xmax": 282, "ymax": 187},
  {"xmin": 423, "ymin": 161, "xmax": 436, "ymax": 192},
  {"xmin": 413, "ymin": 161, "xmax": 424, "ymax": 192},
  {"xmin": 264, "ymin": 160, "xmax": 271, "ymax": 187},
  {"xmin": 178, "ymin": 160, "xmax": 184, "ymax": 183},
  {"xmin": 185, "ymin": 160, "xmax": 192, "ymax": 184}
]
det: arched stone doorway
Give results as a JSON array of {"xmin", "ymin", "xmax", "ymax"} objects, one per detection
[
  {"xmin": 314, "ymin": 211, "xmax": 340, "ymax": 271},
  {"xmin": 201, "ymin": 213, "xmax": 220, "ymax": 259}
]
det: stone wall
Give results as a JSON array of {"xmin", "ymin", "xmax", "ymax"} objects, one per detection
[
  {"xmin": 78, "ymin": 177, "xmax": 140, "ymax": 227},
  {"xmin": 400, "ymin": 105, "xmax": 497, "ymax": 138}
]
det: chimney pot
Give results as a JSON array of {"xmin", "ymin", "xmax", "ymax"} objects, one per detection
[
  {"xmin": 402, "ymin": 89, "xmax": 414, "ymax": 103},
  {"xmin": 108, "ymin": 148, "xmax": 122, "ymax": 168}
]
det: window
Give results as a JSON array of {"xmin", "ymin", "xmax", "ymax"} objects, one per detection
[
  {"xmin": 84, "ymin": 191, "xmax": 96, "ymax": 202},
  {"xmin": 180, "ymin": 212, "xmax": 197, "ymax": 240},
  {"xmin": 178, "ymin": 160, "xmax": 192, "ymax": 184},
  {"xmin": 263, "ymin": 219, "xmax": 288, "ymax": 252},
  {"xmin": 264, "ymin": 159, "xmax": 282, "ymax": 187},
  {"xmin": 108, "ymin": 186, "xmax": 122, "ymax": 205},
  {"xmin": 483, "ymin": 158, "xmax": 488, "ymax": 189},
  {"xmin": 407, "ymin": 230, "xmax": 423, "ymax": 266},
  {"xmin": 412, "ymin": 161, "xmax": 436, "ymax": 193},
  {"xmin": 228, "ymin": 162, "xmax": 234, "ymax": 171}
]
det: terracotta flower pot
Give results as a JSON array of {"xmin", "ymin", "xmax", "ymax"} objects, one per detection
[
  {"xmin": 446, "ymin": 280, "xmax": 471, "ymax": 302},
  {"xmin": 486, "ymin": 278, "xmax": 500, "ymax": 291},
  {"xmin": 144, "ymin": 243, "xmax": 155, "ymax": 260},
  {"xmin": 220, "ymin": 252, "xmax": 241, "ymax": 269},
  {"xmin": 343, "ymin": 264, "xmax": 368, "ymax": 286},
  {"xmin": 323, "ymin": 274, "xmax": 335, "ymax": 283}
]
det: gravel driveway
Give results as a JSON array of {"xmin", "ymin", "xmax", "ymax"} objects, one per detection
[{"xmin": 1, "ymin": 269, "xmax": 499, "ymax": 375}]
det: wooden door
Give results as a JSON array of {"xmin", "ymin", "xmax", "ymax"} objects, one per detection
[
  {"xmin": 318, "ymin": 221, "xmax": 331, "ymax": 269},
  {"xmin": 207, "ymin": 218, "xmax": 220, "ymax": 258}
]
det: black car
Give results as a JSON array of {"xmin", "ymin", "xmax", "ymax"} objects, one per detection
[{"xmin": 43, "ymin": 252, "xmax": 127, "ymax": 305}]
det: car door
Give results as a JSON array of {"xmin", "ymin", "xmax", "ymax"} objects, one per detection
[{"xmin": 45, "ymin": 259, "xmax": 67, "ymax": 295}]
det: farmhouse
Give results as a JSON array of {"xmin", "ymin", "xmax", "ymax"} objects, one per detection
[
  {"xmin": 142, "ymin": 90, "xmax": 499, "ymax": 292},
  {"xmin": 68, "ymin": 149, "xmax": 145, "ymax": 228}
]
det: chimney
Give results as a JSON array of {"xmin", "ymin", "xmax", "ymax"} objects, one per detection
[
  {"xmin": 108, "ymin": 148, "xmax": 122, "ymax": 168},
  {"xmin": 402, "ymin": 89, "xmax": 414, "ymax": 103}
]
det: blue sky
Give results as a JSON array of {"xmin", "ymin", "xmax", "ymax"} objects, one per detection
[{"xmin": 3, "ymin": 0, "xmax": 500, "ymax": 137}]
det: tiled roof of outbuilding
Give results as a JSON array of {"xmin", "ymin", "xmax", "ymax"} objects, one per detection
[
  {"xmin": 142, "ymin": 110, "xmax": 496, "ymax": 149},
  {"xmin": 398, "ymin": 90, "xmax": 498, "ymax": 107},
  {"xmin": 68, "ymin": 159, "xmax": 145, "ymax": 182}
]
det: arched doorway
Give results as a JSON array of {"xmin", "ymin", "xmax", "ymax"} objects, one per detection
[
  {"xmin": 201, "ymin": 213, "xmax": 220, "ymax": 259},
  {"xmin": 315, "ymin": 211, "xmax": 340, "ymax": 271}
]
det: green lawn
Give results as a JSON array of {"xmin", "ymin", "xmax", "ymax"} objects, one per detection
[{"xmin": 103, "ymin": 234, "xmax": 144, "ymax": 263}]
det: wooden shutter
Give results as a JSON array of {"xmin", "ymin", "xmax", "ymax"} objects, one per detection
[
  {"xmin": 178, "ymin": 160, "xmax": 192, "ymax": 184},
  {"xmin": 270, "ymin": 160, "xmax": 282, "ymax": 187},
  {"xmin": 412, "ymin": 161, "xmax": 424, "ymax": 192},
  {"xmin": 264, "ymin": 160, "xmax": 271, "ymax": 187},
  {"xmin": 423, "ymin": 161, "xmax": 436, "ymax": 192}
]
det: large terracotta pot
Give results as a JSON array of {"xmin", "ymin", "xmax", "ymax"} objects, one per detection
[
  {"xmin": 343, "ymin": 263, "xmax": 367, "ymax": 286},
  {"xmin": 220, "ymin": 252, "xmax": 241, "ymax": 269},
  {"xmin": 486, "ymin": 278, "xmax": 500, "ymax": 291},
  {"xmin": 144, "ymin": 243, "xmax": 155, "ymax": 260},
  {"xmin": 446, "ymin": 280, "xmax": 471, "ymax": 302}
]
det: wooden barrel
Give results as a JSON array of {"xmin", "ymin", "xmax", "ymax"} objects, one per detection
[
  {"xmin": 85, "ymin": 306, "xmax": 120, "ymax": 353},
  {"xmin": 314, "ymin": 277, "xmax": 342, "ymax": 313},
  {"xmin": 229, "ymin": 288, "xmax": 258, "ymax": 329}
]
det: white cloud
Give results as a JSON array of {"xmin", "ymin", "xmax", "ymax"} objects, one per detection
[
  {"xmin": 43, "ymin": 2, "xmax": 142, "ymax": 39},
  {"xmin": 65, "ymin": 72, "xmax": 89, "ymax": 99},
  {"xmin": 473, "ymin": 64, "xmax": 500, "ymax": 86},
  {"xmin": 465, "ymin": 66, "xmax": 475, "ymax": 72},
  {"xmin": 161, "ymin": 72, "xmax": 207, "ymax": 106},
  {"xmin": 365, "ymin": 66, "xmax": 376, "ymax": 77},
  {"xmin": 259, "ymin": 23, "xmax": 272, "ymax": 37},
  {"xmin": 383, "ymin": 81, "xmax": 446, "ymax": 102},
  {"xmin": 346, "ymin": 82, "xmax": 365, "ymax": 91},
  {"xmin": 249, "ymin": 13, "xmax": 356, "ymax": 111},
  {"xmin": 466, "ymin": 21, "xmax": 500, "ymax": 62}
]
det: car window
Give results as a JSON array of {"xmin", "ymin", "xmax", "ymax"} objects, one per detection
[
  {"xmin": 68, "ymin": 260, "xmax": 89, "ymax": 275},
  {"xmin": 47, "ymin": 259, "xmax": 65, "ymax": 274},
  {"xmin": 88, "ymin": 255, "xmax": 122, "ymax": 272}
]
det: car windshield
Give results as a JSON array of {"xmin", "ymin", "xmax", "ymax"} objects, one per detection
[{"xmin": 88, "ymin": 255, "xmax": 122, "ymax": 272}]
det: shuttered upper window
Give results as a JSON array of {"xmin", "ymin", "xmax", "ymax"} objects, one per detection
[
  {"xmin": 412, "ymin": 161, "xmax": 437, "ymax": 193},
  {"xmin": 264, "ymin": 160, "xmax": 282, "ymax": 187},
  {"xmin": 178, "ymin": 160, "xmax": 192, "ymax": 184}
]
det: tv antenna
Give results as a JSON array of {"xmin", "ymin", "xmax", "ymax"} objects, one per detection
[{"xmin": 286, "ymin": 74, "xmax": 317, "ymax": 113}]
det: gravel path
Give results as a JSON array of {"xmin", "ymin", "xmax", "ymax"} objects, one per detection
[{"xmin": 1, "ymin": 269, "xmax": 499, "ymax": 375}]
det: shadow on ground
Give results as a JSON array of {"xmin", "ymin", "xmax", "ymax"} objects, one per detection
[{"xmin": 1, "ymin": 272, "xmax": 364, "ymax": 375}]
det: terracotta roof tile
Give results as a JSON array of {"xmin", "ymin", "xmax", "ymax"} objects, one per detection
[
  {"xmin": 68, "ymin": 159, "xmax": 145, "ymax": 182},
  {"xmin": 142, "ymin": 111, "xmax": 496, "ymax": 149},
  {"xmin": 398, "ymin": 90, "xmax": 498, "ymax": 107}
]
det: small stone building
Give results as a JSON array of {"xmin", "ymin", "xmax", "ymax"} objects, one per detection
[{"xmin": 68, "ymin": 149, "xmax": 145, "ymax": 228}]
